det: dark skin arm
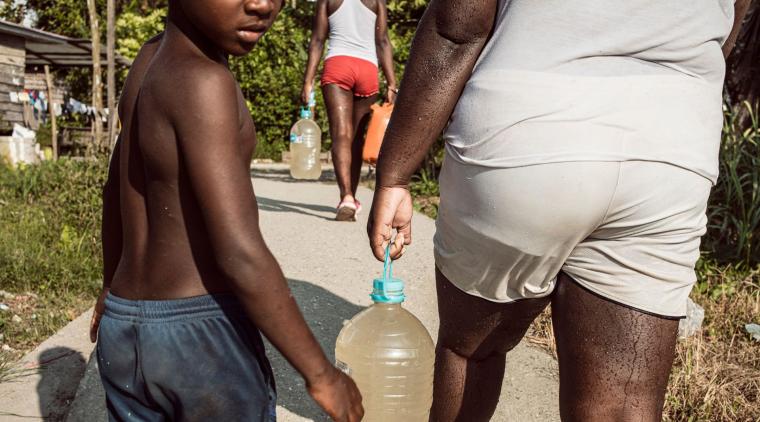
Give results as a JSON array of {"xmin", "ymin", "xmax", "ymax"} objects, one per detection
[
  {"xmin": 368, "ymin": 0, "xmax": 498, "ymax": 260},
  {"xmin": 90, "ymin": 137, "xmax": 122, "ymax": 342},
  {"xmin": 723, "ymin": 0, "xmax": 754, "ymax": 58},
  {"xmin": 175, "ymin": 66, "xmax": 362, "ymax": 422},
  {"xmin": 302, "ymin": 0, "xmax": 329, "ymax": 104},
  {"xmin": 375, "ymin": 0, "xmax": 398, "ymax": 103}
]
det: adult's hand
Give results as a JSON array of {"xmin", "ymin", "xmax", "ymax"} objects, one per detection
[{"xmin": 368, "ymin": 186, "xmax": 413, "ymax": 261}]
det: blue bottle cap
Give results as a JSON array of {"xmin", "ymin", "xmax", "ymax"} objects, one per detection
[
  {"xmin": 300, "ymin": 107, "xmax": 312, "ymax": 119},
  {"xmin": 370, "ymin": 246, "xmax": 405, "ymax": 304}
]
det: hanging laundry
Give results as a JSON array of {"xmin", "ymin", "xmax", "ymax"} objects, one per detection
[{"xmin": 67, "ymin": 98, "xmax": 89, "ymax": 114}]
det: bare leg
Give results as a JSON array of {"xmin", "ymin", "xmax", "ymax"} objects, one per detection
[
  {"xmin": 552, "ymin": 273, "xmax": 678, "ymax": 422},
  {"xmin": 322, "ymin": 84, "xmax": 355, "ymax": 202},
  {"xmin": 432, "ymin": 269, "xmax": 551, "ymax": 422},
  {"xmin": 350, "ymin": 94, "xmax": 377, "ymax": 197}
]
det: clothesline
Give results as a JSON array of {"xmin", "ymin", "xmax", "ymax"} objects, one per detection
[{"xmin": 10, "ymin": 89, "xmax": 108, "ymax": 119}]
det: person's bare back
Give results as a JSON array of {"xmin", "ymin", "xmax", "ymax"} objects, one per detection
[{"xmin": 111, "ymin": 34, "xmax": 255, "ymax": 300}]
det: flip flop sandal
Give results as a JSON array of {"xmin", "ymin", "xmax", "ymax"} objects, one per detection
[
  {"xmin": 354, "ymin": 199, "xmax": 363, "ymax": 214},
  {"xmin": 336, "ymin": 200, "xmax": 357, "ymax": 222}
]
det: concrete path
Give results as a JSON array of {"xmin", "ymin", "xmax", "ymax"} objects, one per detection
[
  {"xmin": 251, "ymin": 166, "xmax": 559, "ymax": 422},
  {"xmin": 2, "ymin": 165, "xmax": 560, "ymax": 421},
  {"xmin": 0, "ymin": 309, "xmax": 94, "ymax": 421}
]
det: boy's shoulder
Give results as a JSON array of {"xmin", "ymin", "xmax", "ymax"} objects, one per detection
[
  {"xmin": 141, "ymin": 48, "xmax": 241, "ymax": 128},
  {"xmin": 117, "ymin": 33, "xmax": 164, "ymax": 118},
  {"xmin": 149, "ymin": 52, "xmax": 239, "ymax": 108}
]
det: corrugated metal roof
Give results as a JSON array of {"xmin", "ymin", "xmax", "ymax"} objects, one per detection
[{"xmin": 0, "ymin": 19, "xmax": 131, "ymax": 67}]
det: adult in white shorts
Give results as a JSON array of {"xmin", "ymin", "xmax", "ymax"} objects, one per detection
[{"xmin": 368, "ymin": 0, "xmax": 756, "ymax": 420}]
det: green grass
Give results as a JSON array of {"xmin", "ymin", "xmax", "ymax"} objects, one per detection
[
  {"xmin": 705, "ymin": 101, "xmax": 760, "ymax": 266},
  {"xmin": 410, "ymin": 168, "xmax": 440, "ymax": 219},
  {"xmin": 0, "ymin": 159, "xmax": 105, "ymax": 366}
]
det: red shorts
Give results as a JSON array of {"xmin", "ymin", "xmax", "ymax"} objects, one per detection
[{"xmin": 321, "ymin": 56, "xmax": 379, "ymax": 97}]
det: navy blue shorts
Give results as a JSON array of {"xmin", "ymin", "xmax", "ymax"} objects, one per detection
[{"xmin": 97, "ymin": 293, "xmax": 277, "ymax": 421}]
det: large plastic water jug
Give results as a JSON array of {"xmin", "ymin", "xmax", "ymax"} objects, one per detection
[
  {"xmin": 289, "ymin": 107, "xmax": 322, "ymax": 180},
  {"xmin": 335, "ymin": 248, "xmax": 435, "ymax": 421}
]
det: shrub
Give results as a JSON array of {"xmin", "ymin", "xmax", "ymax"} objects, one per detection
[
  {"xmin": 705, "ymin": 101, "xmax": 760, "ymax": 267},
  {"xmin": 116, "ymin": 8, "xmax": 167, "ymax": 61}
]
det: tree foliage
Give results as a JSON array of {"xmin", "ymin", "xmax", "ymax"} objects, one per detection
[{"xmin": 116, "ymin": 7, "xmax": 166, "ymax": 60}]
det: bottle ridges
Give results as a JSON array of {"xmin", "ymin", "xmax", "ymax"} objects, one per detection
[{"xmin": 335, "ymin": 304, "xmax": 435, "ymax": 421}]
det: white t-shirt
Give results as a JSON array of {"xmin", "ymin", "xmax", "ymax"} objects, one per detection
[{"xmin": 444, "ymin": 0, "xmax": 735, "ymax": 183}]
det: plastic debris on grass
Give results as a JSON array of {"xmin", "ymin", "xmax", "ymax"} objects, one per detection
[
  {"xmin": 746, "ymin": 323, "xmax": 760, "ymax": 342},
  {"xmin": 678, "ymin": 298, "xmax": 705, "ymax": 339}
]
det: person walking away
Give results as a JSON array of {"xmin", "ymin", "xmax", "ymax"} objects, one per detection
[
  {"xmin": 368, "ymin": 0, "xmax": 756, "ymax": 421},
  {"xmin": 302, "ymin": 0, "xmax": 397, "ymax": 221}
]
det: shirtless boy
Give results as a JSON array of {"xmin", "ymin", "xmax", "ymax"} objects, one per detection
[{"xmin": 89, "ymin": 1, "xmax": 363, "ymax": 420}]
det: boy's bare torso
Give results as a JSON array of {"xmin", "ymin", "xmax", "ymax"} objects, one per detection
[{"xmin": 110, "ymin": 34, "xmax": 256, "ymax": 300}]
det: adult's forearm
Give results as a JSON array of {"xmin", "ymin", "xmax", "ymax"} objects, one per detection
[{"xmin": 375, "ymin": 2, "xmax": 494, "ymax": 187}]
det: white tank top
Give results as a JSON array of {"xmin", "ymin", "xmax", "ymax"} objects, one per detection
[
  {"xmin": 444, "ymin": 0, "xmax": 735, "ymax": 183},
  {"xmin": 325, "ymin": 0, "xmax": 378, "ymax": 65}
]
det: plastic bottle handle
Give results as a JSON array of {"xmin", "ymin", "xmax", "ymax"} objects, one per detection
[{"xmin": 383, "ymin": 244, "xmax": 393, "ymax": 281}]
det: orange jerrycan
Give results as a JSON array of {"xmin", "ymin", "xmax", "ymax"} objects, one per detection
[{"xmin": 362, "ymin": 103, "xmax": 394, "ymax": 164}]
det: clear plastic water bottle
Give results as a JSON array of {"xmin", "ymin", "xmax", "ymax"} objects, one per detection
[
  {"xmin": 335, "ymin": 248, "xmax": 435, "ymax": 421},
  {"xmin": 289, "ymin": 107, "xmax": 322, "ymax": 180}
]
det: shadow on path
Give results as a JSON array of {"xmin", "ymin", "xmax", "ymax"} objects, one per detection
[
  {"xmin": 38, "ymin": 347, "xmax": 87, "ymax": 421},
  {"xmin": 251, "ymin": 169, "xmax": 337, "ymax": 184},
  {"xmin": 250, "ymin": 166, "xmax": 374, "ymax": 184},
  {"xmin": 265, "ymin": 279, "xmax": 364, "ymax": 421},
  {"xmin": 257, "ymin": 196, "xmax": 337, "ymax": 221}
]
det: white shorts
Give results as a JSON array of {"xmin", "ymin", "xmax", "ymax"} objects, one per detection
[{"xmin": 433, "ymin": 155, "xmax": 712, "ymax": 318}]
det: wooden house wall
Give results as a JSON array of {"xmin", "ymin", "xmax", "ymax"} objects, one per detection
[
  {"xmin": 24, "ymin": 69, "xmax": 65, "ymax": 105},
  {"xmin": 0, "ymin": 33, "xmax": 24, "ymax": 133}
]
